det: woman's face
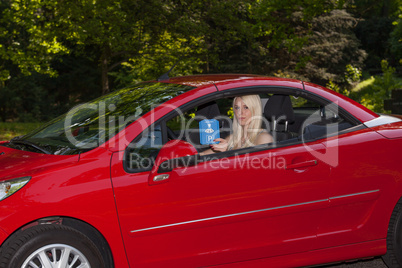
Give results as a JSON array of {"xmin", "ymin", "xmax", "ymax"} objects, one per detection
[{"xmin": 234, "ymin": 97, "xmax": 252, "ymax": 127}]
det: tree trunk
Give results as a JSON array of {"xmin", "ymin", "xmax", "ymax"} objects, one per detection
[
  {"xmin": 101, "ymin": 48, "xmax": 110, "ymax": 95},
  {"xmin": 381, "ymin": 0, "xmax": 391, "ymax": 17},
  {"xmin": 0, "ymin": 85, "xmax": 6, "ymax": 122},
  {"xmin": 0, "ymin": 108, "xmax": 5, "ymax": 122}
]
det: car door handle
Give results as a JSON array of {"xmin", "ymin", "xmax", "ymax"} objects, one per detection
[
  {"xmin": 286, "ymin": 160, "xmax": 317, "ymax": 170},
  {"xmin": 153, "ymin": 174, "xmax": 170, "ymax": 182}
]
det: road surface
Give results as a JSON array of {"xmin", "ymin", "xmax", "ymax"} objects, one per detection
[{"xmin": 323, "ymin": 257, "xmax": 387, "ymax": 268}]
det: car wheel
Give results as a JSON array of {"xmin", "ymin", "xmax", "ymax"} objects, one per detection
[
  {"xmin": 383, "ymin": 199, "xmax": 402, "ymax": 268},
  {"xmin": 0, "ymin": 224, "xmax": 105, "ymax": 268}
]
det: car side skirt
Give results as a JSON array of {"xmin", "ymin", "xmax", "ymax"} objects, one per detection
[{"xmin": 210, "ymin": 239, "xmax": 386, "ymax": 268}]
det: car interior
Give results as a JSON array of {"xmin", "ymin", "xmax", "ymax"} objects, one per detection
[{"xmin": 125, "ymin": 92, "xmax": 357, "ymax": 172}]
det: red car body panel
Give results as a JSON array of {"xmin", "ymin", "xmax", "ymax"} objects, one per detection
[
  {"xmin": 210, "ymin": 75, "xmax": 305, "ymax": 92},
  {"xmin": 317, "ymin": 129, "xmax": 399, "ymax": 247},
  {"xmin": 373, "ymin": 121, "xmax": 402, "ymax": 139},
  {"xmin": 0, "ymin": 147, "xmax": 130, "ymax": 268},
  {"xmin": 214, "ymin": 240, "xmax": 385, "ymax": 267},
  {"xmin": 0, "ymin": 74, "xmax": 401, "ymax": 267},
  {"xmin": 111, "ymin": 141, "xmax": 331, "ymax": 267}
]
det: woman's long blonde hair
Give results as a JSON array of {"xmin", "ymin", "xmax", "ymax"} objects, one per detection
[{"xmin": 228, "ymin": 94, "xmax": 264, "ymax": 150}]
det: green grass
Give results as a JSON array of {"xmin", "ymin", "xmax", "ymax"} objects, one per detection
[
  {"xmin": 351, "ymin": 76, "xmax": 375, "ymax": 92},
  {"xmin": 0, "ymin": 122, "xmax": 43, "ymax": 141},
  {"xmin": 352, "ymin": 76, "xmax": 402, "ymax": 93}
]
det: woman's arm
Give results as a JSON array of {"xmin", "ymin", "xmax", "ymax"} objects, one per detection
[{"xmin": 199, "ymin": 136, "xmax": 231, "ymax": 156}]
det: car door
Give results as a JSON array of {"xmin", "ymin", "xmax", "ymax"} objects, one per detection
[
  {"xmin": 316, "ymin": 126, "xmax": 395, "ymax": 248},
  {"xmin": 111, "ymin": 132, "xmax": 330, "ymax": 267},
  {"xmin": 289, "ymin": 97, "xmax": 392, "ymax": 251}
]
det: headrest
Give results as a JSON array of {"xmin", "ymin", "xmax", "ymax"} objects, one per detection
[
  {"xmin": 195, "ymin": 102, "xmax": 220, "ymax": 121},
  {"xmin": 264, "ymin": 95, "xmax": 295, "ymax": 124}
]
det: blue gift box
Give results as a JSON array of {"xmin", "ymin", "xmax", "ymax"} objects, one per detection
[{"xmin": 199, "ymin": 119, "xmax": 220, "ymax": 145}]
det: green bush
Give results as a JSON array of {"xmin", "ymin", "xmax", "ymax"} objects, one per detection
[{"xmin": 351, "ymin": 60, "xmax": 402, "ymax": 113}]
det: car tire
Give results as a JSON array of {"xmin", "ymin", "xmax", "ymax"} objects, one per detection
[
  {"xmin": 383, "ymin": 199, "xmax": 402, "ymax": 268},
  {"xmin": 0, "ymin": 224, "xmax": 105, "ymax": 268}
]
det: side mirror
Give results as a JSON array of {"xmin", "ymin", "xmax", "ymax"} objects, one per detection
[{"xmin": 148, "ymin": 140, "xmax": 198, "ymax": 185}]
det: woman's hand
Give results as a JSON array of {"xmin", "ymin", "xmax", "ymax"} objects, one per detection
[{"xmin": 210, "ymin": 138, "xmax": 228, "ymax": 152}]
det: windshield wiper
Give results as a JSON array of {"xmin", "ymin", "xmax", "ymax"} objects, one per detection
[{"xmin": 10, "ymin": 139, "xmax": 51, "ymax": 154}]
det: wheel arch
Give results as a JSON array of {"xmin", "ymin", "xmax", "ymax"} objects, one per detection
[
  {"xmin": 383, "ymin": 194, "xmax": 402, "ymax": 267},
  {"xmin": 62, "ymin": 217, "xmax": 115, "ymax": 267},
  {"xmin": 5, "ymin": 216, "xmax": 115, "ymax": 268}
]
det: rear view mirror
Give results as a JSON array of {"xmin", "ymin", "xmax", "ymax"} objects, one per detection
[{"xmin": 148, "ymin": 140, "xmax": 198, "ymax": 185}]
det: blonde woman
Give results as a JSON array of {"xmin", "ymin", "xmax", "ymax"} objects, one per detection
[{"xmin": 201, "ymin": 95, "xmax": 273, "ymax": 155}]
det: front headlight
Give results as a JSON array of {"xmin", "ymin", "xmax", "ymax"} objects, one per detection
[{"xmin": 0, "ymin": 177, "xmax": 31, "ymax": 201}]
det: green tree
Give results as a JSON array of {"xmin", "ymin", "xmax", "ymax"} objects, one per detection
[
  {"xmin": 2, "ymin": 0, "xmax": 391, "ymax": 124},
  {"xmin": 293, "ymin": 9, "xmax": 367, "ymax": 86},
  {"xmin": 2, "ymin": 0, "xmax": 198, "ymax": 94},
  {"xmin": 389, "ymin": 5, "xmax": 402, "ymax": 64},
  {"xmin": 0, "ymin": 0, "xmax": 67, "ymax": 80},
  {"xmin": 2, "ymin": 0, "xmax": 343, "ymax": 95},
  {"xmin": 183, "ymin": 0, "xmax": 341, "ymax": 76},
  {"xmin": 349, "ymin": 0, "xmax": 402, "ymax": 69},
  {"xmin": 347, "ymin": 0, "xmax": 401, "ymax": 18}
]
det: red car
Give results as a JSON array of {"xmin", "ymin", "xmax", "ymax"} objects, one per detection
[{"xmin": 0, "ymin": 74, "xmax": 401, "ymax": 268}]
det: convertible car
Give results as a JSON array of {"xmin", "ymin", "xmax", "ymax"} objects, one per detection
[{"xmin": 0, "ymin": 74, "xmax": 401, "ymax": 268}]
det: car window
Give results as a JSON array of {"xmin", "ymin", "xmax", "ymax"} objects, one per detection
[
  {"xmin": 124, "ymin": 91, "xmax": 359, "ymax": 173},
  {"xmin": 166, "ymin": 99, "xmax": 233, "ymax": 152},
  {"xmin": 165, "ymin": 94, "xmax": 357, "ymax": 150},
  {"xmin": 125, "ymin": 124, "xmax": 163, "ymax": 172}
]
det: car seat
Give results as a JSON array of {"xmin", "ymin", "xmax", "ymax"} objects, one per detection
[{"xmin": 264, "ymin": 94, "xmax": 297, "ymax": 142}]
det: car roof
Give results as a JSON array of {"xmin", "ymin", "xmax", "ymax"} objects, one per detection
[
  {"xmin": 162, "ymin": 74, "xmax": 378, "ymax": 123},
  {"xmin": 159, "ymin": 74, "xmax": 302, "ymax": 88}
]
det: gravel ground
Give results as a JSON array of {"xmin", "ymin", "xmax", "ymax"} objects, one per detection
[{"xmin": 321, "ymin": 257, "xmax": 387, "ymax": 268}]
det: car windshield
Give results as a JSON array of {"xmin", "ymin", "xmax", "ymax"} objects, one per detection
[{"xmin": 2, "ymin": 82, "xmax": 195, "ymax": 155}]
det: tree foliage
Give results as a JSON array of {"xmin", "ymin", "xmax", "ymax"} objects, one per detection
[
  {"xmin": 0, "ymin": 0, "xmax": 401, "ymax": 122},
  {"xmin": 1, "ymin": 0, "xmax": 342, "ymax": 92},
  {"xmin": 390, "ymin": 12, "xmax": 402, "ymax": 64},
  {"xmin": 0, "ymin": 0, "xmax": 67, "ymax": 79},
  {"xmin": 294, "ymin": 9, "xmax": 367, "ymax": 85},
  {"xmin": 348, "ymin": 0, "xmax": 402, "ymax": 70}
]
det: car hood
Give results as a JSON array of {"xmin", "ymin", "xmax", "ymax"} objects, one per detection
[{"xmin": 0, "ymin": 146, "xmax": 79, "ymax": 182}]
